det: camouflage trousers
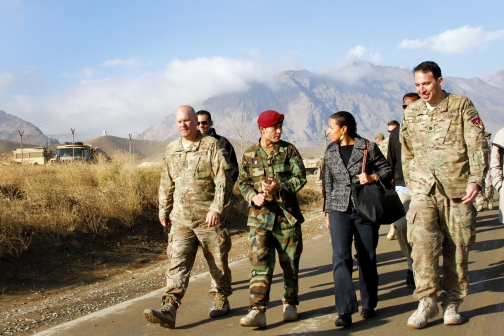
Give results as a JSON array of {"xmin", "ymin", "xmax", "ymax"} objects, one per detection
[
  {"xmin": 407, "ymin": 184, "xmax": 476, "ymax": 305},
  {"xmin": 247, "ymin": 222, "xmax": 303, "ymax": 312},
  {"xmin": 163, "ymin": 220, "xmax": 232, "ymax": 305},
  {"xmin": 475, "ymin": 173, "xmax": 494, "ymax": 206}
]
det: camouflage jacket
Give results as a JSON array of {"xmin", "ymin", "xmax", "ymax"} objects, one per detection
[
  {"xmin": 401, "ymin": 92, "xmax": 486, "ymax": 198},
  {"xmin": 159, "ymin": 133, "xmax": 231, "ymax": 223},
  {"xmin": 378, "ymin": 138, "xmax": 389, "ymax": 159},
  {"xmin": 238, "ymin": 140, "xmax": 307, "ymax": 230}
]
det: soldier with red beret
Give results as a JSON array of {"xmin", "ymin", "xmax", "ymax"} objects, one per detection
[{"xmin": 238, "ymin": 110, "xmax": 307, "ymax": 328}]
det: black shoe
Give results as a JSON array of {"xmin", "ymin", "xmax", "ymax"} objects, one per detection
[
  {"xmin": 335, "ymin": 313, "xmax": 352, "ymax": 327},
  {"xmin": 406, "ymin": 270, "xmax": 416, "ymax": 288},
  {"xmin": 361, "ymin": 308, "xmax": 375, "ymax": 319}
]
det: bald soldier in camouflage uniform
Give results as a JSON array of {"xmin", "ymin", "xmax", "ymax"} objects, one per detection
[
  {"xmin": 401, "ymin": 62, "xmax": 486, "ymax": 329},
  {"xmin": 143, "ymin": 105, "xmax": 233, "ymax": 329},
  {"xmin": 238, "ymin": 110, "xmax": 306, "ymax": 328}
]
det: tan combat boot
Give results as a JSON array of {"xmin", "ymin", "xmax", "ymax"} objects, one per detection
[
  {"xmin": 209, "ymin": 293, "xmax": 230, "ymax": 317},
  {"xmin": 143, "ymin": 296, "xmax": 178, "ymax": 329},
  {"xmin": 443, "ymin": 303, "xmax": 462, "ymax": 325},
  {"xmin": 407, "ymin": 295, "xmax": 439, "ymax": 329},
  {"xmin": 240, "ymin": 308, "xmax": 266, "ymax": 328},
  {"xmin": 488, "ymin": 200, "xmax": 494, "ymax": 210},
  {"xmin": 282, "ymin": 304, "xmax": 298, "ymax": 321}
]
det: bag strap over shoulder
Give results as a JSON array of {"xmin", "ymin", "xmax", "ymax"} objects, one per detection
[{"xmin": 361, "ymin": 141, "xmax": 369, "ymax": 174}]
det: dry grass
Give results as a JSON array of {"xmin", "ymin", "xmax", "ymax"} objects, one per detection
[
  {"xmin": 0, "ymin": 152, "xmax": 161, "ymax": 257},
  {"xmin": 0, "ymin": 153, "xmax": 322, "ymax": 257}
]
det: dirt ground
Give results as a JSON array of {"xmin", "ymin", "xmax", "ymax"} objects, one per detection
[{"xmin": 0, "ymin": 178, "xmax": 324, "ymax": 335}]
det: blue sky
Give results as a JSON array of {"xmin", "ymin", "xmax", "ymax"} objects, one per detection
[{"xmin": 1, "ymin": 0, "xmax": 504, "ymax": 141}]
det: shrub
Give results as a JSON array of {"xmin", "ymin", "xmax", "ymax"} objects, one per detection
[{"xmin": 0, "ymin": 155, "xmax": 161, "ymax": 257}]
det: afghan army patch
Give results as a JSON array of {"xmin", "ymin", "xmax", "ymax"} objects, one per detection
[{"xmin": 470, "ymin": 116, "xmax": 485, "ymax": 131}]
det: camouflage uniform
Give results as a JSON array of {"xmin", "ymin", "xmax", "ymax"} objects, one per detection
[
  {"xmin": 238, "ymin": 140, "xmax": 306, "ymax": 311},
  {"xmin": 159, "ymin": 132, "xmax": 233, "ymax": 305},
  {"xmin": 378, "ymin": 138, "xmax": 389, "ymax": 159},
  {"xmin": 401, "ymin": 92, "xmax": 485, "ymax": 306},
  {"xmin": 475, "ymin": 137, "xmax": 493, "ymax": 207}
]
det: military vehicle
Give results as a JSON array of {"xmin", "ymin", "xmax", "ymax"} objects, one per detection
[
  {"xmin": 303, "ymin": 157, "xmax": 322, "ymax": 175},
  {"xmin": 50, "ymin": 142, "xmax": 98, "ymax": 163},
  {"xmin": 13, "ymin": 147, "xmax": 52, "ymax": 164}
]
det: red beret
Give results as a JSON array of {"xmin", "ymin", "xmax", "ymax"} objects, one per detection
[{"xmin": 257, "ymin": 110, "xmax": 284, "ymax": 128}]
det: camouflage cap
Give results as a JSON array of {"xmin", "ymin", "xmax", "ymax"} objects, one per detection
[
  {"xmin": 484, "ymin": 131, "xmax": 491, "ymax": 137},
  {"xmin": 375, "ymin": 133, "xmax": 385, "ymax": 140}
]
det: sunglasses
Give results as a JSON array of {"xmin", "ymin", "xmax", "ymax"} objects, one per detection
[
  {"xmin": 402, "ymin": 104, "xmax": 408, "ymax": 109},
  {"xmin": 197, "ymin": 121, "xmax": 209, "ymax": 125}
]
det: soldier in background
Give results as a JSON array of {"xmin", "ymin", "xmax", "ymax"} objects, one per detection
[
  {"xmin": 375, "ymin": 133, "xmax": 388, "ymax": 157},
  {"xmin": 475, "ymin": 131, "xmax": 493, "ymax": 211},
  {"xmin": 386, "ymin": 94, "xmax": 420, "ymax": 288},
  {"xmin": 490, "ymin": 128, "xmax": 504, "ymax": 223},
  {"xmin": 143, "ymin": 105, "xmax": 233, "ymax": 329},
  {"xmin": 196, "ymin": 110, "xmax": 239, "ymax": 294},
  {"xmin": 238, "ymin": 110, "xmax": 306, "ymax": 328},
  {"xmin": 196, "ymin": 110, "xmax": 239, "ymax": 182},
  {"xmin": 401, "ymin": 61, "xmax": 485, "ymax": 328}
]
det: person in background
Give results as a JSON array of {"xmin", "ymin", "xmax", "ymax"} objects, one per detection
[
  {"xmin": 196, "ymin": 110, "xmax": 239, "ymax": 182},
  {"xmin": 375, "ymin": 133, "xmax": 388, "ymax": 157},
  {"xmin": 401, "ymin": 61, "xmax": 485, "ymax": 328},
  {"xmin": 238, "ymin": 110, "xmax": 306, "ymax": 328},
  {"xmin": 196, "ymin": 110, "xmax": 239, "ymax": 294},
  {"xmin": 386, "ymin": 93, "xmax": 420, "ymax": 289},
  {"xmin": 490, "ymin": 128, "xmax": 504, "ymax": 222},
  {"xmin": 475, "ymin": 131, "xmax": 493, "ymax": 211},
  {"xmin": 385, "ymin": 121, "xmax": 400, "ymax": 241},
  {"xmin": 324, "ymin": 111, "xmax": 392, "ymax": 328}
]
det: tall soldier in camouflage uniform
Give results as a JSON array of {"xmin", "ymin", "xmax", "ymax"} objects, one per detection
[
  {"xmin": 238, "ymin": 110, "xmax": 306, "ymax": 328},
  {"xmin": 401, "ymin": 62, "xmax": 486, "ymax": 328},
  {"xmin": 475, "ymin": 132, "xmax": 493, "ymax": 211},
  {"xmin": 143, "ymin": 105, "xmax": 233, "ymax": 329}
]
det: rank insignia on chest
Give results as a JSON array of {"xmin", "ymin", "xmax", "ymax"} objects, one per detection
[
  {"xmin": 182, "ymin": 160, "xmax": 188, "ymax": 169},
  {"xmin": 470, "ymin": 116, "xmax": 485, "ymax": 131}
]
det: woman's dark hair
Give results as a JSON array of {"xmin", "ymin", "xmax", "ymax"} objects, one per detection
[{"xmin": 329, "ymin": 111, "xmax": 357, "ymax": 138}]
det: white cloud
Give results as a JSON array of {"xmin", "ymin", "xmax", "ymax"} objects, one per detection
[
  {"xmin": 101, "ymin": 57, "xmax": 145, "ymax": 68},
  {"xmin": 398, "ymin": 26, "xmax": 504, "ymax": 54},
  {"xmin": 0, "ymin": 57, "xmax": 275, "ymax": 140},
  {"xmin": 0, "ymin": 72, "xmax": 16, "ymax": 90},
  {"xmin": 345, "ymin": 45, "xmax": 384, "ymax": 64},
  {"xmin": 347, "ymin": 45, "xmax": 367, "ymax": 58}
]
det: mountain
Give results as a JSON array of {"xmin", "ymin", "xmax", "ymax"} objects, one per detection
[
  {"xmin": 140, "ymin": 62, "xmax": 504, "ymax": 147},
  {"xmin": 485, "ymin": 69, "xmax": 504, "ymax": 90},
  {"xmin": 0, "ymin": 110, "xmax": 59, "ymax": 146}
]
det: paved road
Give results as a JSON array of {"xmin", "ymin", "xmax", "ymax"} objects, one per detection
[{"xmin": 36, "ymin": 207, "xmax": 504, "ymax": 335}]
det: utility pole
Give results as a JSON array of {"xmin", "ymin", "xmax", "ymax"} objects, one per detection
[
  {"xmin": 129, "ymin": 134, "xmax": 133, "ymax": 155},
  {"xmin": 18, "ymin": 130, "xmax": 24, "ymax": 163},
  {"xmin": 71, "ymin": 128, "xmax": 75, "ymax": 159}
]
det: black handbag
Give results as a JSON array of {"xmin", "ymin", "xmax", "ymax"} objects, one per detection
[{"xmin": 350, "ymin": 142, "xmax": 406, "ymax": 225}]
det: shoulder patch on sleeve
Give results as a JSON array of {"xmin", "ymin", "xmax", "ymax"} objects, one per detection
[{"xmin": 470, "ymin": 116, "xmax": 485, "ymax": 131}]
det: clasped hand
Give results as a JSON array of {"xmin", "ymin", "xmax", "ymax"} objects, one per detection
[
  {"xmin": 252, "ymin": 178, "xmax": 281, "ymax": 207},
  {"xmin": 356, "ymin": 173, "xmax": 373, "ymax": 185}
]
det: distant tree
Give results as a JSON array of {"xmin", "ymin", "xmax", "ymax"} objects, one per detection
[{"xmin": 220, "ymin": 105, "xmax": 257, "ymax": 160}]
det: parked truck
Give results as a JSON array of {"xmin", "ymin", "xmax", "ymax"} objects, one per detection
[
  {"xmin": 13, "ymin": 147, "xmax": 52, "ymax": 164},
  {"xmin": 50, "ymin": 142, "xmax": 98, "ymax": 163},
  {"xmin": 303, "ymin": 157, "xmax": 322, "ymax": 175}
]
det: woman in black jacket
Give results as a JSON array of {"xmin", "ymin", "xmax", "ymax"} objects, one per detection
[{"xmin": 323, "ymin": 111, "xmax": 392, "ymax": 328}]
